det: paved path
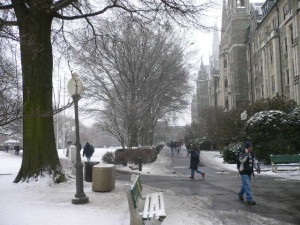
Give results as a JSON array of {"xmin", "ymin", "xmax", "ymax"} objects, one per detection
[{"xmin": 116, "ymin": 148, "xmax": 300, "ymax": 224}]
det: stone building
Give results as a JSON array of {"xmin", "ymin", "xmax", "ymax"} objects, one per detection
[
  {"xmin": 246, "ymin": 0, "xmax": 300, "ymax": 104},
  {"xmin": 208, "ymin": 23, "xmax": 221, "ymax": 107},
  {"xmin": 219, "ymin": 0, "xmax": 252, "ymax": 110},
  {"xmin": 217, "ymin": 0, "xmax": 300, "ymax": 110}
]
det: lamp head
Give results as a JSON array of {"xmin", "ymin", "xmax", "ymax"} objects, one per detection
[{"xmin": 67, "ymin": 72, "xmax": 84, "ymax": 96}]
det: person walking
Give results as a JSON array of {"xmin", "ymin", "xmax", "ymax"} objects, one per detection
[
  {"xmin": 189, "ymin": 144, "xmax": 205, "ymax": 179},
  {"xmin": 169, "ymin": 141, "xmax": 175, "ymax": 155},
  {"xmin": 238, "ymin": 142, "xmax": 260, "ymax": 205},
  {"xmin": 14, "ymin": 145, "xmax": 20, "ymax": 155},
  {"xmin": 83, "ymin": 142, "xmax": 95, "ymax": 162}
]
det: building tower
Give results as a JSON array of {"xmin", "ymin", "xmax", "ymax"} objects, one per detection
[{"xmin": 219, "ymin": 0, "xmax": 251, "ymax": 110}]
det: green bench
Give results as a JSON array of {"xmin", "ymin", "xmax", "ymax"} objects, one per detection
[
  {"xmin": 270, "ymin": 154, "xmax": 300, "ymax": 172},
  {"xmin": 123, "ymin": 174, "xmax": 166, "ymax": 225}
]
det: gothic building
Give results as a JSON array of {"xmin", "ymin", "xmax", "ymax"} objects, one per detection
[
  {"xmin": 219, "ymin": 0, "xmax": 252, "ymax": 110},
  {"xmin": 217, "ymin": 0, "xmax": 300, "ymax": 111},
  {"xmin": 246, "ymin": 0, "xmax": 300, "ymax": 104},
  {"xmin": 192, "ymin": 24, "xmax": 220, "ymax": 123}
]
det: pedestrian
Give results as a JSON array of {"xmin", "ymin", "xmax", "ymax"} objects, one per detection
[
  {"xmin": 189, "ymin": 144, "xmax": 205, "ymax": 179},
  {"xmin": 5, "ymin": 145, "xmax": 9, "ymax": 152},
  {"xmin": 186, "ymin": 143, "xmax": 192, "ymax": 157},
  {"xmin": 169, "ymin": 141, "xmax": 175, "ymax": 155},
  {"xmin": 83, "ymin": 142, "xmax": 95, "ymax": 162},
  {"xmin": 176, "ymin": 142, "xmax": 181, "ymax": 154},
  {"xmin": 238, "ymin": 142, "xmax": 260, "ymax": 205},
  {"xmin": 65, "ymin": 140, "xmax": 72, "ymax": 157},
  {"xmin": 14, "ymin": 145, "xmax": 20, "ymax": 155}
]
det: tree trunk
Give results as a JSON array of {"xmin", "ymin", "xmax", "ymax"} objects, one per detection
[{"xmin": 13, "ymin": 3, "xmax": 65, "ymax": 183}]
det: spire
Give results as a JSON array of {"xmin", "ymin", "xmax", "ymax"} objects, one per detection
[{"xmin": 212, "ymin": 20, "xmax": 220, "ymax": 67}]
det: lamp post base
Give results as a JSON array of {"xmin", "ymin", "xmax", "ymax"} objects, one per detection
[{"xmin": 72, "ymin": 196, "xmax": 89, "ymax": 204}]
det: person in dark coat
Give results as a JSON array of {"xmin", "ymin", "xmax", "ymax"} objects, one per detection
[
  {"xmin": 14, "ymin": 145, "xmax": 20, "ymax": 155},
  {"xmin": 189, "ymin": 144, "xmax": 205, "ymax": 179},
  {"xmin": 83, "ymin": 142, "xmax": 94, "ymax": 162}
]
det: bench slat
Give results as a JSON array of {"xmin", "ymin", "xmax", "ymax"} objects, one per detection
[{"xmin": 142, "ymin": 192, "xmax": 166, "ymax": 220}]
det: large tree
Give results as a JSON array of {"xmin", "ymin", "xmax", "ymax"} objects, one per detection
[
  {"xmin": 72, "ymin": 18, "xmax": 190, "ymax": 147},
  {"xmin": 0, "ymin": 0, "xmax": 214, "ymax": 182}
]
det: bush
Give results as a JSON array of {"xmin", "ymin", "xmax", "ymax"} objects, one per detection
[
  {"xmin": 244, "ymin": 109, "xmax": 300, "ymax": 163},
  {"xmin": 114, "ymin": 148, "xmax": 157, "ymax": 166},
  {"xmin": 222, "ymin": 142, "xmax": 243, "ymax": 164},
  {"xmin": 155, "ymin": 145, "xmax": 164, "ymax": 154},
  {"xmin": 285, "ymin": 106, "xmax": 300, "ymax": 151},
  {"xmin": 102, "ymin": 151, "xmax": 115, "ymax": 164}
]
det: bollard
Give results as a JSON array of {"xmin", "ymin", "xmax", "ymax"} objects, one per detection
[{"xmin": 138, "ymin": 157, "xmax": 142, "ymax": 171}]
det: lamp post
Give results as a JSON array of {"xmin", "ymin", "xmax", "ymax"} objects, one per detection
[{"xmin": 67, "ymin": 72, "xmax": 89, "ymax": 204}]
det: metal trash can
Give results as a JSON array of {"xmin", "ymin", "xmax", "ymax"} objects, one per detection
[{"xmin": 84, "ymin": 161, "xmax": 99, "ymax": 182}]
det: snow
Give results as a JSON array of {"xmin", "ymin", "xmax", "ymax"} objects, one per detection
[{"xmin": 0, "ymin": 147, "xmax": 299, "ymax": 225}]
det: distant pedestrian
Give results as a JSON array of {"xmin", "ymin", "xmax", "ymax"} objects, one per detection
[
  {"xmin": 189, "ymin": 144, "xmax": 205, "ymax": 179},
  {"xmin": 14, "ymin": 145, "xmax": 20, "ymax": 155},
  {"xmin": 186, "ymin": 143, "xmax": 192, "ymax": 157},
  {"xmin": 5, "ymin": 145, "xmax": 9, "ymax": 152},
  {"xmin": 175, "ymin": 142, "xmax": 181, "ymax": 154},
  {"xmin": 65, "ymin": 140, "xmax": 72, "ymax": 157},
  {"xmin": 237, "ymin": 142, "xmax": 260, "ymax": 205},
  {"xmin": 83, "ymin": 142, "xmax": 95, "ymax": 162},
  {"xmin": 169, "ymin": 141, "xmax": 175, "ymax": 155}
]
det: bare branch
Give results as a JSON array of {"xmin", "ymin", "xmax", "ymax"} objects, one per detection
[
  {"xmin": 0, "ymin": 3, "xmax": 13, "ymax": 10},
  {"xmin": 51, "ymin": 0, "xmax": 77, "ymax": 12},
  {"xmin": 0, "ymin": 18, "xmax": 18, "ymax": 26}
]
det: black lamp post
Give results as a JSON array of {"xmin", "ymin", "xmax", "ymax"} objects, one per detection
[{"xmin": 67, "ymin": 72, "xmax": 89, "ymax": 204}]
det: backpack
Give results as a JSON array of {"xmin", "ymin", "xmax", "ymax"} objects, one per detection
[
  {"xmin": 236, "ymin": 148, "xmax": 243, "ymax": 171},
  {"xmin": 192, "ymin": 150, "xmax": 200, "ymax": 159}
]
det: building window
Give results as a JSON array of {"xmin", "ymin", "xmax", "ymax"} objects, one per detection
[
  {"xmin": 285, "ymin": 69, "xmax": 290, "ymax": 84},
  {"xmin": 270, "ymin": 44, "xmax": 273, "ymax": 64},
  {"xmin": 224, "ymin": 78, "xmax": 228, "ymax": 88},
  {"xmin": 284, "ymin": 37, "xmax": 288, "ymax": 53},
  {"xmin": 261, "ymin": 84, "xmax": 264, "ymax": 98},
  {"xmin": 283, "ymin": 4, "xmax": 290, "ymax": 19},
  {"xmin": 224, "ymin": 59, "xmax": 227, "ymax": 68},
  {"xmin": 289, "ymin": 24, "xmax": 294, "ymax": 44},
  {"xmin": 240, "ymin": 0, "xmax": 245, "ymax": 7},
  {"xmin": 271, "ymin": 76, "xmax": 275, "ymax": 93},
  {"xmin": 225, "ymin": 96, "xmax": 229, "ymax": 108}
]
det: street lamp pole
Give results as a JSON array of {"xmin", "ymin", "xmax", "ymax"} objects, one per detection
[{"xmin": 68, "ymin": 73, "xmax": 89, "ymax": 205}]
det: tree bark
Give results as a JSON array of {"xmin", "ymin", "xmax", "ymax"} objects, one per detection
[{"xmin": 13, "ymin": 2, "xmax": 65, "ymax": 183}]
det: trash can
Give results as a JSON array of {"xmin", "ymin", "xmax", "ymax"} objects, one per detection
[
  {"xmin": 92, "ymin": 164, "xmax": 116, "ymax": 192},
  {"xmin": 84, "ymin": 161, "xmax": 99, "ymax": 182}
]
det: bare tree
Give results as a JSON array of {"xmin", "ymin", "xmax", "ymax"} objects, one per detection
[
  {"xmin": 0, "ymin": 0, "xmax": 215, "ymax": 183},
  {"xmin": 72, "ymin": 18, "xmax": 191, "ymax": 147},
  {"xmin": 0, "ymin": 43, "xmax": 22, "ymax": 136}
]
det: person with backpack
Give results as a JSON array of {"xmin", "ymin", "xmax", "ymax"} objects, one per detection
[
  {"xmin": 189, "ymin": 144, "xmax": 205, "ymax": 179},
  {"xmin": 83, "ymin": 142, "xmax": 95, "ymax": 162},
  {"xmin": 237, "ymin": 142, "xmax": 260, "ymax": 205}
]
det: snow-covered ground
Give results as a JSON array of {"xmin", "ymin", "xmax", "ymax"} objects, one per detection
[{"xmin": 0, "ymin": 147, "xmax": 299, "ymax": 225}]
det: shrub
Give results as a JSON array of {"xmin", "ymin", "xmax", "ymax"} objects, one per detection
[
  {"xmin": 155, "ymin": 145, "xmax": 164, "ymax": 154},
  {"xmin": 222, "ymin": 142, "xmax": 243, "ymax": 164},
  {"xmin": 285, "ymin": 106, "xmax": 300, "ymax": 151},
  {"xmin": 114, "ymin": 148, "xmax": 157, "ymax": 165},
  {"xmin": 102, "ymin": 151, "xmax": 115, "ymax": 164},
  {"xmin": 244, "ymin": 110, "xmax": 299, "ymax": 163}
]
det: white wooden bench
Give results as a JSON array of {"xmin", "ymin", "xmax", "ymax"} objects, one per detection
[{"xmin": 123, "ymin": 174, "xmax": 166, "ymax": 225}]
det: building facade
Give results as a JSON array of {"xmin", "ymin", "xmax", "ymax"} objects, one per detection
[
  {"xmin": 217, "ymin": 0, "xmax": 300, "ymax": 111},
  {"xmin": 247, "ymin": 0, "xmax": 300, "ymax": 104}
]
